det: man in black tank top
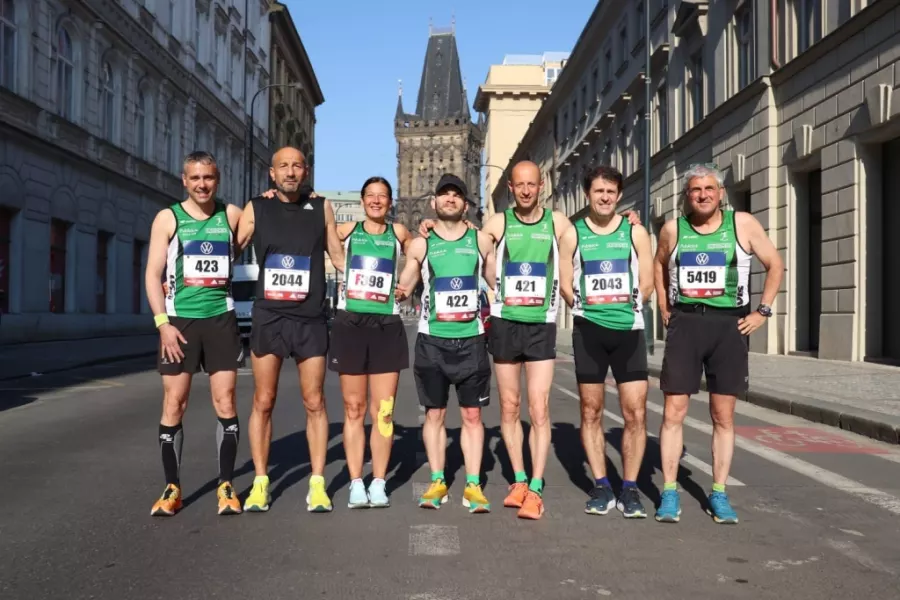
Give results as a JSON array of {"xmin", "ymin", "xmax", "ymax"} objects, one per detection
[{"xmin": 235, "ymin": 147, "xmax": 346, "ymax": 513}]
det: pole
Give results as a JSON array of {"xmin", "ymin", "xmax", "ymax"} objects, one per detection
[{"xmin": 642, "ymin": 0, "xmax": 654, "ymax": 356}]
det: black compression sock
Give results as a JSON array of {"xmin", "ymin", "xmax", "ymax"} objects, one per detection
[
  {"xmin": 158, "ymin": 423, "xmax": 183, "ymax": 486},
  {"xmin": 216, "ymin": 416, "xmax": 240, "ymax": 484}
]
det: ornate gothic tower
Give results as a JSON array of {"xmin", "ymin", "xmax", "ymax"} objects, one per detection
[{"xmin": 394, "ymin": 24, "xmax": 484, "ymax": 229}]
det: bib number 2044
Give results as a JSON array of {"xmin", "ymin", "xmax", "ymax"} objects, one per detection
[{"xmin": 271, "ymin": 273, "xmax": 303, "ymax": 287}]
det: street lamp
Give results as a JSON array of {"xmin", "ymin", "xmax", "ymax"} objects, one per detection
[
  {"xmin": 479, "ymin": 163, "xmax": 511, "ymax": 214},
  {"xmin": 244, "ymin": 81, "xmax": 303, "ymax": 210},
  {"xmin": 642, "ymin": 0, "xmax": 654, "ymax": 355}
]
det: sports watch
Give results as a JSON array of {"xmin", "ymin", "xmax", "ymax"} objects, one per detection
[{"xmin": 757, "ymin": 303, "xmax": 772, "ymax": 317}]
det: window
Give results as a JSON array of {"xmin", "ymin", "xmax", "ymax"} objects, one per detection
[
  {"xmin": 545, "ymin": 67, "xmax": 558, "ymax": 86},
  {"xmin": 50, "ymin": 219, "xmax": 69, "ymax": 313},
  {"xmin": 737, "ymin": 3, "xmax": 754, "ymax": 90},
  {"xmin": 689, "ymin": 51, "xmax": 704, "ymax": 126},
  {"xmin": 618, "ymin": 126, "xmax": 627, "ymax": 173},
  {"xmin": 590, "ymin": 66, "xmax": 598, "ymax": 102},
  {"xmin": 636, "ymin": 108, "xmax": 646, "ymax": 166},
  {"xmin": 132, "ymin": 240, "xmax": 144, "ymax": 314},
  {"xmin": 54, "ymin": 28, "xmax": 75, "ymax": 119},
  {"xmin": 797, "ymin": 0, "xmax": 822, "ymax": 52},
  {"xmin": 100, "ymin": 62, "xmax": 115, "ymax": 141},
  {"xmin": 164, "ymin": 105, "xmax": 179, "ymax": 173},
  {"xmin": 212, "ymin": 32, "xmax": 220, "ymax": 75},
  {"xmin": 618, "ymin": 23, "xmax": 628, "ymax": 67},
  {"xmin": 168, "ymin": 0, "xmax": 176, "ymax": 35},
  {"xmin": 136, "ymin": 92, "xmax": 149, "ymax": 159},
  {"xmin": 603, "ymin": 46, "xmax": 612, "ymax": 83},
  {"xmin": 580, "ymin": 85, "xmax": 587, "ymax": 115},
  {"xmin": 0, "ymin": 0, "xmax": 15, "ymax": 90},
  {"xmin": 657, "ymin": 87, "xmax": 668, "ymax": 148},
  {"xmin": 0, "ymin": 207, "xmax": 11, "ymax": 314},
  {"xmin": 96, "ymin": 231, "xmax": 111, "ymax": 314},
  {"xmin": 636, "ymin": 0, "xmax": 645, "ymax": 40}
]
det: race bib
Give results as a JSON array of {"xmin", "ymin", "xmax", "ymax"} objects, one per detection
[
  {"xmin": 584, "ymin": 259, "xmax": 630, "ymax": 304},
  {"xmin": 434, "ymin": 275, "xmax": 478, "ymax": 322},
  {"xmin": 347, "ymin": 255, "xmax": 394, "ymax": 303},
  {"xmin": 183, "ymin": 240, "xmax": 229, "ymax": 287},
  {"xmin": 679, "ymin": 251, "xmax": 726, "ymax": 298},
  {"xmin": 504, "ymin": 261, "xmax": 546, "ymax": 306},
  {"xmin": 264, "ymin": 253, "xmax": 310, "ymax": 301}
]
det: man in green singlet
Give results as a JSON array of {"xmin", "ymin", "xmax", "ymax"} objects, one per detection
[
  {"xmin": 559, "ymin": 165, "xmax": 653, "ymax": 519},
  {"xmin": 653, "ymin": 164, "xmax": 783, "ymax": 525},
  {"xmin": 144, "ymin": 151, "xmax": 244, "ymax": 517},
  {"xmin": 396, "ymin": 174, "xmax": 496, "ymax": 514}
]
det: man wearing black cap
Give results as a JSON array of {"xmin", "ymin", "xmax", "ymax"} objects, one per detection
[{"xmin": 396, "ymin": 174, "xmax": 496, "ymax": 513}]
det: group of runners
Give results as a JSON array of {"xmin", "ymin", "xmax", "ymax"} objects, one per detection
[{"xmin": 145, "ymin": 145, "xmax": 783, "ymax": 524}]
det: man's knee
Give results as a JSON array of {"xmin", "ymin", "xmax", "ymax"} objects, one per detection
[
  {"xmin": 460, "ymin": 407, "xmax": 482, "ymax": 428},
  {"xmin": 253, "ymin": 388, "xmax": 277, "ymax": 414},
  {"xmin": 302, "ymin": 389, "xmax": 326, "ymax": 416}
]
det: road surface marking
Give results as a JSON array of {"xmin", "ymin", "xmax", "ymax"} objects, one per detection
[
  {"xmin": 763, "ymin": 556, "xmax": 820, "ymax": 571},
  {"xmin": 826, "ymin": 540, "xmax": 896, "ymax": 575},
  {"xmin": 553, "ymin": 384, "xmax": 744, "ymax": 486},
  {"xmin": 735, "ymin": 426, "xmax": 888, "ymax": 454},
  {"xmin": 408, "ymin": 525, "xmax": 460, "ymax": 556},
  {"xmin": 639, "ymin": 398, "xmax": 900, "ymax": 516}
]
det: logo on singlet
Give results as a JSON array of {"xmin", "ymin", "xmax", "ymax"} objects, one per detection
[
  {"xmin": 695, "ymin": 253, "xmax": 709, "ymax": 265},
  {"xmin": 520, "ymin": 263, "xmax": 532, "ymax": 275},
  {"xmin": 599, "ymin": 261, "xmax": 613, "ymax": 273},
  {"xmin": 364, "ymin": 257, "xmax": 379, "ymax": 270},
  {"xmin": 200, "ymin": 242, "xmax": 214, "ymax": 255},
  {"xmin": 281, "ymin": 256, "xmax": 295, "ymax": 269},
  {"xmin": 450, "ymin": 277, "xmax": 463, "ymax": 290}
]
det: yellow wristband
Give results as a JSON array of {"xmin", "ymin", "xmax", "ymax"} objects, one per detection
[{"xmin": 154, "ymin": 314, "xmax": 170, "ymax": 328}]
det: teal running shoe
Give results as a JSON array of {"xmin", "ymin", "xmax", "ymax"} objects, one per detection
[
  {"xmin": 708, "ymin": 491, "xmax": 739, "ymax": 524},
  {"xmin": 347, "ymin": 479, "xmax": 369, "ymax": 509},
  {"xmin": 367, "ymin": 478, "xmax": 390, "ymax": 507},
  {"xmin": 655, "ymin": 489, "xmax": 681, "ymax": 523}
]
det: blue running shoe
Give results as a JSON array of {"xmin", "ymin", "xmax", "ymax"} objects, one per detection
[
  {"xmin": 585, "ymin": 483, "xmax": 616, "ymax": 515},
  {"xmin": 708, "ymin": 491, "xmax": 739, "ymax": 524},
  {"xmin": 616, "ymin": 487, "xmax": 647, "ymax": 519},
  {"xmin": 347, "ymin": 479, "xmax": 369, "ymax": 509},
  {"xmin": 655, "ymin": 489, "xmax": 681, "ymax": 523},
  {"xmin": 367, "ymin": 478, "xmax": 390, "ymax": 508}
]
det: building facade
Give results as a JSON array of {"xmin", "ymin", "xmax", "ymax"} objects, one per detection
[
  {"xmin": 394, "ymin": 25, "xmax": 484, "ymax": 230},
  {"xmin": 0, "ymin": 0, "xmax": 273, "ymax": 343},
  {"xmin": 499, "ymin": 0, "xmax": 899, "ymax": 364},
  {"xmin": 474, "ymin": 52, "xmax": 568, "ymax": 217}
]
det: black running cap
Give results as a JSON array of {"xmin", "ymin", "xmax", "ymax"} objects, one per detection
[{"xmin": 435, "ymin": 174, "xmax": 468, "ymax": 200}]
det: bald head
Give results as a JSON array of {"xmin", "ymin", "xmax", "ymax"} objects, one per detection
[
  {"xmin": 507, "ymin": 160, "xmax": 543, "ymax": 211},
  {"xmin": 510, "ymin": 160, "xmax": 541, "ymax": 185},
  {"xmin": 270, "ymin": 146, "xmax": 308, "ymax": 196}
]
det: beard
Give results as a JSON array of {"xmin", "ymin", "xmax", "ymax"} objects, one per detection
[
  {"xmin": 276, "ymin": 180, "xmax": 301, "ymax": 194},
  {"xmin": 436, "ymin": 207, "xmax": 465, "ymax": 222}
]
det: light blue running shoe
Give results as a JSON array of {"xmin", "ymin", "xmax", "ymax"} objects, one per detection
[
  {"xmin": 347, "ymin": 479, "xmax": 369, "ymax": 509},
  {"xmin": 655, "ymin": 489, "xmax": 681, "ymax": 523},
  {"xmin": 367, "ymin": 478, "xmax": 390, "ymax": 507},
  {"xmin": 708, "ymin": 491, "xmax": 739, "ymax": 524}
]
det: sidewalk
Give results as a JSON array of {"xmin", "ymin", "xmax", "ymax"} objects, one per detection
[
  {"xmin": 557, "ymin": 330, "xmax": 900, "ymax": 445},
  {"xmin": 0, "ymin": 334, "xmax": 159, "ymax": 381}
]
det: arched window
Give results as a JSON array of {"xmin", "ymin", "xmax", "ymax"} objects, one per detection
[
  {"xmin": 165, "ymin": 104, "xmax": 180, "ymax": 174},
  {"xmin": 136, "ymin": 91, "xmax": 148, "ymax": 159},
  {"xmin": 100, "ymin": 62, "xmax": 114, "ymax": 141},
  {"xmin": 54, "ymin": 27, "xmax": 74, "ymax": 119},
  {"xmin": 0, "ymin": 0, "xmax": 16, "ymax": 90}
]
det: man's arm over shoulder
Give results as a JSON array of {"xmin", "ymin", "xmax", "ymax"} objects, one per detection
[
  {"xmin": 558, "ymin": 225, "xmax": 578, "ymax": 308},
  {"xmin": 323, "ymin": 199, "xmax": 345, "ymax": 272},
  {"xmin": 654, "ymin": 219, "xmax": 677, "ymax": 322},
  {"xmin": 235, "ymin": 200, "xmax": 255, "ymax": 252},
  {"xmin": 482, "ymin": 212, "xmax": 505, "ymax": 243},
  {"xmin": 631, "ymin": 223, "xmax": 654, "ymax": 302},
  {"xmin": 476, "ymin": 230, "xmax": 496, "ymax": 290},
  {"xmin": 552, "ymin": 209, "xmax": 573, "ymax": 239}
]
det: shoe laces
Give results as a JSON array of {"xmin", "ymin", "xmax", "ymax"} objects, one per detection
[
  {"xmin": 659, "ymin": 489, "xmax": 679, "ymax": 509},
  {"xmin": 162, "ymin": 485, "xmax": 177, "ymax": 501},
  {"xmin": 620, "ymin": 487, "xmax": 640, "ymax": 505},
  {"xmin": 709, "ymin": 491, "xmax": 732, "ymax": 511},
  {"xmin": 220, "ymin": 483, "xmax": 234, "ymax": 499}
]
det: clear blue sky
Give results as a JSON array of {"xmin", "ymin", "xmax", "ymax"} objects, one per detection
[{"xmin": 285, "ymin": 0, "xmax": 597, "ymax": 193}]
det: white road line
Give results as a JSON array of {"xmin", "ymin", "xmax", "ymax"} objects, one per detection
[
  {"xmin": 826, "ymin": 539, "xmax": 896, "ymax": 575},
  {"xmin": 553, "ymin": 384, "xmax": 745, "ymax": 486},
  {"xmin": 408, "ymin": 525, "xmax": 460, "ymax": 556},
  {"xmin": 640, "ymin": 398, "xmax": 900, "ymax": 516}
]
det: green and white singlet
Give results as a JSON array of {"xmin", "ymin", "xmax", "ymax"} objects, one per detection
[
  {"xmin": 668, "ymin": 211, "xmax": 751, "ymax": 308},
  {"xmin": 571, "ymin": 217, "xmax": 643, "ymax": 330},
  {"xmin": 418, "ymin": 228, "xmax": 484, "ymax": 338},
  {"xmin": 338, "ymin": 222, "xmax": 402, "ymax": 315},
  {"xmin": 164, "ymin": 201, "xmax": 234, "ymax": 318},
  {"xmin": 492, "ymin": 208, "xmax": 559, "ymax": 324}
]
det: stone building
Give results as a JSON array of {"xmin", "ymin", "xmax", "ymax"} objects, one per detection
[
  {"xmin": 498, "ymin": 0, "xmax": 900, "ymax": 364},
  {"xmin": 0, "ymin": 0, "xmax": 276, "ymax": 343},
  {"xmin": 394, "ymin": 24, "xmax": 484, "ymax": 229}
]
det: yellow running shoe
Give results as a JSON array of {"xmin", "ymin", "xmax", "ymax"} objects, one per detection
[
  {"xmin": 244, "ymin": 475, "xmax": 271, "ymax": 512},
  {"xmin": 462, "ymin": 483, "xmax": 491, "ymax": 514},
  {"xmin": 307, "ymin": 475, "xmax": 333, "ymax": 513},
  {"xmin": 217, "ymin": 482, "xmax": 242, "ymax": 515},
  {"xmin": 418, "ymin": 480, "xmax": 449, "ymax": 509}
]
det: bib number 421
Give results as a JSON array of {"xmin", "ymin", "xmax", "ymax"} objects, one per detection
[{"xmin": 515, "ymin": 280, "xmax": 536, "ymax": 293}]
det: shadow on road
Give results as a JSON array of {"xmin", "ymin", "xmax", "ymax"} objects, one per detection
[{"xmin": 0, "ymin": 356, "xmax": 158, "ymax": 413}]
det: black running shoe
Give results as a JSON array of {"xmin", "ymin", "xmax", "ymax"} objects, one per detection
[{"xmin": 616, "ymin": 486, "xmax": 647, "ymax": 518}]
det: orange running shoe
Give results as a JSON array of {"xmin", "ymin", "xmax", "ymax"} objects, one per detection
[
  {"xmin": 517, "ymin": 490, "xmax": 544, "ymax": 520},
  {"xmin": 150, "ymin": 484, "xmax": 182, "ymax": 516},
  {"xmin": 217, "ymin": 482, "xmax": 242, "ymax": 515},
  {"xmin": 503, "ymin": 482, "xmax": 528, "ymax": 508}
]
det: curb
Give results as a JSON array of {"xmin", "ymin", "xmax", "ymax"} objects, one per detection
[
  {"xmin": 0, "ymin": 349, "xmax": 157, "ymax": 383},
  {"xmin": 558, "ymin": 344, "xmax": 900, "ymax": 445}
]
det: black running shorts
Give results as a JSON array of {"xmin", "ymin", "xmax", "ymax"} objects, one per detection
[
  {"xmin": 488, "ymin": 317, "xmax": 556, "ymax": 362},
  {"xmin": 158, "ymin": 311, "xmax": 242, "ymax": 375},
  {"xmin": 250, "ymin": 306, "xmax": 328, "ymax": 360},
  {"xmin": 660, "ymin": 304, "xmax": 750, "ymax": 396},
  {"xmin": 414, "ymin": 333, "xmax": 491, "ymax": 409},
  {"xmin": 328, "ymin": 310, "xmax": 409, "ymax": 375},
  {"xmin": 572, "ymin": 317, "xmax": 648, "ymax": 384}
]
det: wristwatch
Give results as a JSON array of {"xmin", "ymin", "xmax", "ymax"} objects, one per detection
[{"xmin": 756, "ymin": 303, "xmax": 772, "ymax": 317}]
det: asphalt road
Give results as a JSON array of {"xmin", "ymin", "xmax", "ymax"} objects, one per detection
[{"xmin": 2, "ymin": 323, "xmax": 900, "ymax": 600}]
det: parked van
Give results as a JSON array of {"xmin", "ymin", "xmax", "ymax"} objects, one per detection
[{"xmin": 232, "ymin": 264, "xmax": 258, "ymax": 340}]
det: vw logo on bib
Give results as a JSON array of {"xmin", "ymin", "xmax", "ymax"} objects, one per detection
[
  {"xmin": 695, "ymin": 253, "xmax": 709, "ymax": 265},
  {"xmin": 519, "ymin": 263, "xmax": 532, "ymax": 275},
  {"xmin": 364, "ymin": 257, "xmax": 379, "ymax": 270},
  {"xmin": 450, "ymin": 277, "xmax": 463, "ymax": 290},
  {"xmin": 200, "ymin": 242, "xmax": 214, "ymax": 255},
  {"xmin": 599, "ymin": 260, "xmax": 613, "ymax": 273},
  {"xmin": 281, "ymin": 255, "xmax": 295, "ymax": 269}
]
